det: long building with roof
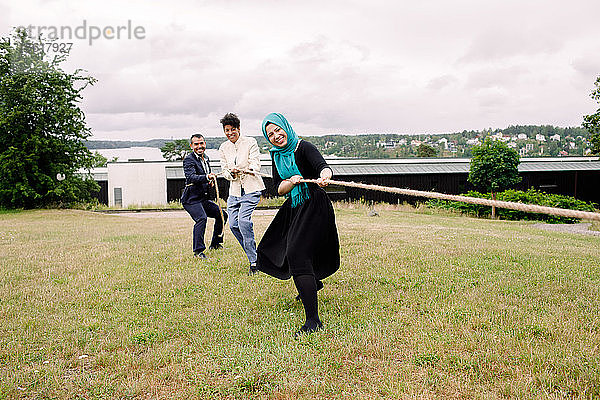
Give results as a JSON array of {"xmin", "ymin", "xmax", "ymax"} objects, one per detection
[{"xmin": 90, "ymin": 157, "xmax": 600, "ymax": 207}]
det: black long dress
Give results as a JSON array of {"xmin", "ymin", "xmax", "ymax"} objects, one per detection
[{"xmin": 257, "ymin": 140, "xmax": 340, "ymax": 280}]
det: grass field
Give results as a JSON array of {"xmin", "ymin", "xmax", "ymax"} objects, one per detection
[{"xmin": 1, "ymin": 207, "xmax": 599, "ymax": 399}]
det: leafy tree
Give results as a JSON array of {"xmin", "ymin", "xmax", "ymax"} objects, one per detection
[
  {"xmin": 160, "ymin": 139, "xmax": 190, "ymax": 161},
  {"xmin": 468, "ymin": 138, "xmax": 521, "ymax": 217},
  {"xmin": 0, "ymin": 29, "xmax": 99, "ymax": 208},
  {"xmin": 468, "ymin": 138, "xmax": 521, "ymax": 193},
  {"xmin": 582, "ymin": 75, "xmax": 600, "ymax": 154},
  {"xmin": 547, "ymin": 141, "xmax": 559, "ymax": 157},
  {"xmin": 90, "ymin": 151, "xmax": 109, "ymax": 168},
  {"xmin": 416, "ymin": 143, "xmax": 437, "ymax": 157}
]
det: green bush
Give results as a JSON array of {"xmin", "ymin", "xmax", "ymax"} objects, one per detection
[{"xmin": 426, "ymin": 188, "xmax": 598, "ymax": 223}]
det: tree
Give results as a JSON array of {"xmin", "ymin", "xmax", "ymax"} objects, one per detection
[
  {"xmin": 548, "ymin": 141, "xmax": 559, "ymax": 157},
  {"xmin": 582, "ymin": 75, "xmax": 600, "ymax": 154},
  {"xmin": 468, "ymin": 138, "xmax": 521, "ymax": 217},
  {"xmin": 0, "ymin": 29, "xmax": 99, "ymax": 208},
  {"xmin": 416, "ymin": 143, "xmax": 437, "ymax": 157},
  {"xmin": 160, "ymin": 139, "xmax": 190, "ymax": 161}
]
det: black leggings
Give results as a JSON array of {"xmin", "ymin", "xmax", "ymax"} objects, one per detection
[{"xmin": 293, "ymin": 274, "xmax": 322, "ymax": 329}]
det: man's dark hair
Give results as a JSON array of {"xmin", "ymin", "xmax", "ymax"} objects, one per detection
[
  {"xmin": 190, "ymin": 133, "xmax": 204, "ymax": 144},
  {"xmin": 220, "ymin": 113, "xmax": 240, "ymax": 129}
]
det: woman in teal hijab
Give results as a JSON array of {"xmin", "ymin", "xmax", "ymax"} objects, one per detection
[{"xmin": 257, "ymin": 113, "xmax": 340, "ymax": 337}]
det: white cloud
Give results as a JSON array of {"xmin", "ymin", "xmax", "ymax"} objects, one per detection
[{"xmin": 2, "ymin": 0, "xmax": 600, "ymax": 140}]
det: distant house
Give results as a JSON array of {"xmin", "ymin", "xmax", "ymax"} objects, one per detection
[
  {"xmin": 437, "ymin": 138, "xmax": 448, "ymax": 149},
  {"xmin": 550, "ymin": 134, "xmax": 561, "ymax": 141},
  {"xmin": 517, "ymin": 133, "xmax": 527, "ymax": 140},
  {"xmin": 536, "ymin": 134, "xmax": 546, "ymax": 142},
  {"xmin": 519, "ymin": 147, "xmax": 528, "ymax": 156},
  {"xmin": 377, "ymin": 140, "xmax": 398, "ymax": 149},
  {"xmin": 466, "ymin": 138, "xmax": 480, "ymax": 146},
  {"xmin": 526, "ymin": 143, "xmax": 534, "ymax": 151}
]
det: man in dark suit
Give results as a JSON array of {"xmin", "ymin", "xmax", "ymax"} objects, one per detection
[{"xmin": 181, "ymin": 133, "xmax": 226, "ymax": 259}]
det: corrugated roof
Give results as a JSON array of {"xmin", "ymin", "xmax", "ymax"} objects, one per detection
[
  {"xmin": 165, "ymin": 165, "xmax": 272, "ymax": 179},
  {"xmin": 162, "ymin": 157, "xmax": 600, "ymax": 178},
  {"xmin": 518, "ymin": 161, "xmax": 600, "ymax": 172}
]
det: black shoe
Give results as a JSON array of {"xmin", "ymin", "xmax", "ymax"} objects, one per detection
[
  {"xmin": 294, "ymin": 320, "xmax": 323, "ymax": 339},
  {"xmin": 209, "ymin": 243, "xmax": 223, "ymax": 250},
  {"xmin": 194, "ymin": 252, "xmax": 207, "ymax": 259},
  {"xmin": 248, "ymin": 263, "xmax": 258, "ymax": 276},
  {"xmin": 295, "ymin": 280, "xmax": 324, "ymax": 301}
]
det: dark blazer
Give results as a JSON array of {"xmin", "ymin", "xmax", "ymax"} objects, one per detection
[{"xmin": 181, "ymin": 152, "xmax": 212, "ymax": 204}]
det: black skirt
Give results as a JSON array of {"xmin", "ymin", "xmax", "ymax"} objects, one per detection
[{"xmin": 257, "ymin": 184, "xmax": 340, "ymax": 280}]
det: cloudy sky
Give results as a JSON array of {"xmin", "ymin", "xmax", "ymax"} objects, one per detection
[{"xmin": 2, "ymin": 0, "xmax": 600, "ymax": 141}]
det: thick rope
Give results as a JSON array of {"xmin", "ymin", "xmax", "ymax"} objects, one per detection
[
  {"xmin": 215, "ymin": 170, "xmax": 600, "ymax": 221},
  {"xmin": 210, "ymin": 175, "xmax": 226, "ymax": 236},
  {"xmin": 300, "ymin": 179, "xmax": 600, "ymax": 222}
]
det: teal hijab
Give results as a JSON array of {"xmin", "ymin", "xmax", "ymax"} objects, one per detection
[{"xmin": 261, "ymin": 113, "xmax": 310, "ymax": 208}]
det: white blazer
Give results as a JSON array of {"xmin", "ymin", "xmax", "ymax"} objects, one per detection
[{"xmin": 219, "ymin": 136, "xmax": 266, "ymax": 197}]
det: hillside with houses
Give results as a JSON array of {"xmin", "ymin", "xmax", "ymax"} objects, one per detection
[
  {"xmin": 295, "ymin": 125, "xmax": 593, "ymax": 158},
  {"xmin": 86, "ymin": 125, "xmax": 593, "ymax": 161}
]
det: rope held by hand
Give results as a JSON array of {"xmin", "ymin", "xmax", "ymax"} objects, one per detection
[
  {"xmin": 300, "ymin": 178, "xmax": 600, "ymax": 222},
  {"xmin": 211, "ymin": 175, "xmax": 227, "ymax": 236}
]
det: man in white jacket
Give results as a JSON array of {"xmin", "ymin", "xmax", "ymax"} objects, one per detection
[{"xmin": 219, "ymin": 113, "xmax": 266, "ymax": 274}]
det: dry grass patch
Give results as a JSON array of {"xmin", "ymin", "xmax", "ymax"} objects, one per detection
[{"xmin": 1, "ymin": 207, "xmax": 599, "ymax": 399}]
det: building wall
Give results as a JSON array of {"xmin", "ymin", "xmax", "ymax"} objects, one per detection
[
  {"xmin": 102, "ymin": 158, "xmax": 600, "ymax": 207},
  {"xmin": 519, "ymin": 170, "xmax": 600, "ymax": 204},
  {"xmin": 165, "ymin": 170, "xmax": 600, "ymax": 206},
  {"xmin": 107, "ymin": 162, "xmax": 167, "ymax": 207}
]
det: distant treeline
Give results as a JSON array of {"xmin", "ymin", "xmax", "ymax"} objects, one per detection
[
  {"xmin": 302, "ymin": 125, "xmax": 591, "ymax": 158},
  {"xmin": 85, "ymin": 138, "xmax": 227, "ymax": 150},
  {"xmin": 86, "ymin": 125, "xmax": 592, "ymax": 158}
]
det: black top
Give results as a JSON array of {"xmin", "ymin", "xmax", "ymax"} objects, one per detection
[
  {"xmin": 257, "ymin": 140, "xmax": 340, "ymax": 280},
  {"xmin": 271, "ymin": 140, "xmax": 329, "ymax": 187}
]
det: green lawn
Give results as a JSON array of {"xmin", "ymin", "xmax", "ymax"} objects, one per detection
[{"xmin": 1, "ymin": 208, "xmax": 599, "ymax": 399}]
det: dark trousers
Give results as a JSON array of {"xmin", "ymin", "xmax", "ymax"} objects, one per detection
[{"xmin": 183, "ymin": 199, "xmax": 224, "ymax": 253}]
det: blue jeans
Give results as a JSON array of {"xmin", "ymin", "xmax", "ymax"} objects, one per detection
[{"xmin": 227, "ymin": 191, "xmax": 261, "ymax": 264}]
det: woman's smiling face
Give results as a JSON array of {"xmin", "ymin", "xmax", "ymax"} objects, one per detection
[{"xmin": 265, "ymin": 123, "xmax": 288, "ymax": 148}]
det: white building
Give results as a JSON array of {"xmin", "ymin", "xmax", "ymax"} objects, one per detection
[
  {"xmin": 107, "ymin": 161, "xmax": 178, "ymax": 207},
  {"xmin": 377, "ymin": 140, "xmax": 398, "ymax": 149},
  {"xmin": 517, "ymin": 133, "xmax": 527, "ymax": 140},
  {"xmin": 536, "ymin": 134, "xmax": 546, "ymax": 142},
  {"xmin": 550, "ymin": 134, "xmax": 561, "ymax": 141}
]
